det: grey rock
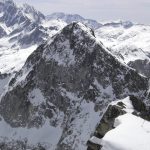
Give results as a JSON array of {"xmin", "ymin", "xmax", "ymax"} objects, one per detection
[
  {"xmin": 0, "ymin": 26, "xmax": 7, "ymax": 38},
  {"xmin": 128, "ymin": 59, "xmax": 150, "ymax": 77}
]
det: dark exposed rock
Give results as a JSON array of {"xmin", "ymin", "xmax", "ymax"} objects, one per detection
[
  {"xmin": 129, "ymin": 95, "xmax": 150, "ymax": 121},
  {"xmin": 94, "ymin": 104, "xmax": 126, "ymax": 139},
  {"xmin": 87, "ymin": 140, "xmax": 102, "ymax": 150},
  {"xmin": 128, "ymin": 59, "xmax": 150, "ymax": 77},
  {"xmin": 0, "ymin": 26, "xmax": 7, "ymax": 38},
  {"xmin": 130, "ymin": 95, "xmax": 146, "ymax": 112}
]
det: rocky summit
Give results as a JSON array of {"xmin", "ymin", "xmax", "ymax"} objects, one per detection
[{"xmin": 0, "ymin": 22, "xmax": 149, "ymax": 150}]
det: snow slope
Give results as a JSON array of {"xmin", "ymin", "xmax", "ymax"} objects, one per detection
[
  {"xmin": 96, "ymin": 23, "xmax": 150, "ymax": 64},
  {"xmin": 102, "ymin": 113, "xmax": 150, "ymax": 150},
  {"xmin": 0, "ymin": 117, "xmax": 63, "ymax": 149},
  {"xmin": 0, "ymin": 38, "xmax": 37, "ymax": 73}
]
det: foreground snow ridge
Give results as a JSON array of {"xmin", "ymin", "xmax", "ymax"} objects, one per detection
[
  {"xmin": 101, "ymin": 97, "xmax": 150, "ymax": 150},
  {"xmin": 102, "ymin": 113, "xmax": 150, "ymax": 150}
]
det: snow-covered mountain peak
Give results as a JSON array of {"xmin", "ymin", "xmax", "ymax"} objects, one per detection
[
  {"xmin": 61, "ymin": 22, "xmax": 95, "ymax": 38},
  {"xmin": 43, "ymin": 22, "xmax": 97, "ymax": 66},
  {"xmin": 0, "ymin": 21, "xmax": 148, "ymax": 149},
  {"xmin": 0, "ymin": 0, "xmax": 48, "ymax": 73},
  {"xmin": 46, "ymin": 22, "xmax": 96, "ymax": 45},
  {"xmin": 22, "ymin": 3, "xmax": 45, "ymax": 22},
  {"xmin": 0, "ymin": 0, "xmax": 44, "ymax": 24}
]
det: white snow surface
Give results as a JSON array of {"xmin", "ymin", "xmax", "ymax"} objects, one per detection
[
  {"xmin": 0, "ymin": 117, "xmax": 63, "ymax": 149},
  {"xmin": 89, "ymin": 136, "xmax": 102, "ymax": 145},
  {"xmin": 59, "ymin": 88, "xmax": 102, "ymax": 150},
  {"xmin": 61, "ymin": 100, "xmax": 101, "ymax": 150},
  {"xmin": 0, "ymin": 88, "xmax": 102, "ymax": 149},
  {"xmin": 28, "ymin": 88, "xmax": 46, "ymax": 106},
  {"xmin": 0, "ymin": 36, "xmax": 37, "ymax": 74},
  {"xmin": 101, "ymin": 113, "xmax": 150, "ymax": 150}
]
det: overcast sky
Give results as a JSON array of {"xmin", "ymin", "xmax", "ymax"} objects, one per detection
[{"xmin": 15, "ymin": 0, "xmax": 150, "ymax": 24}]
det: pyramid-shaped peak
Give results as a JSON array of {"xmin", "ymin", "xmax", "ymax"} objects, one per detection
[{"xmin": 62, "ymin": 22, "xmax": 95, "ymax": 37}]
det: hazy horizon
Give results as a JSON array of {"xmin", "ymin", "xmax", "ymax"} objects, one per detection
[{"xmin": 14, "ymin": 0, "xmax": 150, "ymax": 25}]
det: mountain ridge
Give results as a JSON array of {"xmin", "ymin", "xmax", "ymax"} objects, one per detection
[{"xmin": 0, "ymin": 22, "xmax": 148, "ymax": 149}]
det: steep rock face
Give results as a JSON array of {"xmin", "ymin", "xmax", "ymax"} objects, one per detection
[
  {"xmin": 128, "ymin": 59, "xmax": 150, "ymax": 77},
  {"xmin": 0, "ymin": 25, "xmax": 6, "ymax": 38},
  {"xmin": 22, "ymin": 3, "xmax": 45, "ymax": 23},
  {"xmin": 0, "ymin": 22, "xmax": 148, "ymax": 149}
]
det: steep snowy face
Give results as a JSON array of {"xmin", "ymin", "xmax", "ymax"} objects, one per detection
[
  {"xmin": 0, "ymin": 22, "xmax": 148, "ymax": 150},
  {"xmin": 95, "ymin": 23, "xmax": 150, "ymax": 77},
  {"xmin": 0, "ymin": 0, "xmax": 44, "ymax": 27},
  {"xmin": 46, "ymin": 12, "xmax": 102, "ymax": 29},
  {"xmin": 22, "ymin": 3, "xmax": 45, "ymax": 23}
]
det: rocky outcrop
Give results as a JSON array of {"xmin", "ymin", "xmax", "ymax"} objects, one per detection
[
  {"xmin": 128, "ymin": 59, "xmax": 150, "ymax": 77},
  {"xmin": 0, "ymin": 26, "xmax": 6, "ymax": 38},
  {"xmin": 93, "ymin": 104, "xmax": 126, "ymax": 139}
]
